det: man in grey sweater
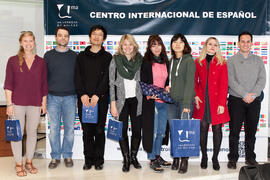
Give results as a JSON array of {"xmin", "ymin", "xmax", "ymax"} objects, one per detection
[
  {"xmin": 227, "ymin": 31, "xmax": 266, "ymax": 169},
  {"xmin": 44, "ymin": 26, "xmax": 77, "ymax": 169}
]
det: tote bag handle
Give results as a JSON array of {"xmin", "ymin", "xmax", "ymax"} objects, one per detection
[{"xmin": 181, "ymin": 112, "xmax": 190, "ymax": 119}]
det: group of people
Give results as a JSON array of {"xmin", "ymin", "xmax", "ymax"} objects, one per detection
[{"xmin": 3, "ymin": 25, "xmax": 266, "ymax": 177}]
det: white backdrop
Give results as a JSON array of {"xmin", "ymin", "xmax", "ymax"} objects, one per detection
[
  {"xmin": 0, "ymin": 0, "xmax": 44, "ymax": 102},
  {"xmin": 45, "ymin": 35, "xmax": 269, "ymax": 162}
]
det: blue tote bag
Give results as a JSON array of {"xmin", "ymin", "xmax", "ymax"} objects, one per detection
[
  {"xmin": 170, "ymin": 114, "xmax": 200, "ymax": 157},
  {"xmin": 5, "ymin": 117, "xmax": 22, "ymax": 141},
  {"xmin": 107, "ymin": 118, "xmax": 123, "ymax": 141},
  {"xmin": 82, "ymin": 104, "xmax": 98, "ymax": 123}
]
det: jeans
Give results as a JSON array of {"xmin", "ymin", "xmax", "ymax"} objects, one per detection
[
  {"xmin": 148, "ymin": 102, "xmax": 167, "ymax": 160},
  {"xmin": 167, "ymin": 101, "xmax": 194, "ymax": 121},
  {"xmin": 48, "ymin": 94, "xmax": 77, "ymax": 159}
]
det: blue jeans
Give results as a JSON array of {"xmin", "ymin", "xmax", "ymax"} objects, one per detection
[
  {"xmin": 48, "ymin": 94, "xmax": 77, "ymax": 159},
  {"xmin": 147, "ymin": 102, "xmax": 167, "ymax": 160},
  {"xmin": 167, "ymin": 101, "xmax": 194, "ymax": 121}
]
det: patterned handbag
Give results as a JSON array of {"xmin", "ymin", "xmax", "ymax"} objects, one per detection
[{"xmin": 139, "ymin": 81, "xmax": 174, "ymax": 103}]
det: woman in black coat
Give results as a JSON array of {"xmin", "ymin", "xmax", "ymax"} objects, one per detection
[{"xmin": 141, "ymin": 34, "xmax": 171, "ymax": 173}]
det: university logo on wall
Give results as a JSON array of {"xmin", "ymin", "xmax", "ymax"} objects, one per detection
[
  {"xmin": 55, "ymin": 1, "xmax": 79, "ymax": 27},
  {"xmin": 57, "ymin": 4, "xmax": 72, "ymax": 18}
]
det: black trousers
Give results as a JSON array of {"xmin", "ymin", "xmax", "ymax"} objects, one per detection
[
  {"xmin": 119, "ymin": 97, "xmax": 142, "ymax": 140},
  {"xmin": 227, "ymin": 95, "xmax": 261, "ymax": 162},
  {"xmin": 78, "ymin": 98, "xmax": 108, "ymax": 166}
]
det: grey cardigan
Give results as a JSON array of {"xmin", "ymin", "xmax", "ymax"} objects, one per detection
[{"xmin": 109, "ymin": 58, "xmax": 142, "ymax": 116}]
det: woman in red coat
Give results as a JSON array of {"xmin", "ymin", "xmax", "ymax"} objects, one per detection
[{"xmin": 193, "ymin": 37, "xmax": 230, "ymax": 171}]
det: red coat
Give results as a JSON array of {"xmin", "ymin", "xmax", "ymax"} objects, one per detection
[{"xmin": 193, "ymin": 57, "xmax": 230, "ymax": 125}]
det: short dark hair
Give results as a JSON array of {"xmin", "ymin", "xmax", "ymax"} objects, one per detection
[
  {"xmin": 170, "ymin": 33, "xmax": 191, "ymax": 59},
  {"xmin": 89, "ymin": 25, "xmax": 107, "ymax": 40},
  {"xmin": 55, "ymin": 26, "xmax": 70, "ymax": 36},
  {"xmin": 238, "ymin": 31, "xmax": 253, "ymax": 42}
]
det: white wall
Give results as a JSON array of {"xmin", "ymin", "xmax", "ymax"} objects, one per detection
[{"xmin": 0, "ymin": 0, "xmax": 43, "ymax": 102}]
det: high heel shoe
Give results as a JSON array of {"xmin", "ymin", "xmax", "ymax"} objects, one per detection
[
  {"xmin": 212, "ymin": 161, "xmax": 220, "ymax": 171},
  {"xmin": 200, "ymin": 157, "xmax": 208, "ymax": 169},
  {"xmin": 212, "ymin": 157, "xmax": 220, "ymax": 171}
]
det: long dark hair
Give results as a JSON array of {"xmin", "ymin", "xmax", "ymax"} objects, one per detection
[
  {"xmin": 170, "ymin": 33, "xmax": 191, "ymax": 59},
  {"xmin": 143, "ymin": 34, "xmax": 168, "ymax": 64}
]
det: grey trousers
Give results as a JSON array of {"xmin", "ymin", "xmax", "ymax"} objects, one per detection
[{"xmin": 11, "ymin": 105, "xmax": 40, "ymax": 163}]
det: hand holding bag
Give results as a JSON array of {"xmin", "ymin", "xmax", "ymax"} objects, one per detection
[
  {"xmin": 107, "ymin": 117, "xmax": 123, "ymax": 141},
  {"xmin": 170, "ymin": 113, "xmax": 200, "ymax": 157},
  {"xmin": 82, "ymin": 104, "xmax": 98, "ymax": 123},
  {"xmin": 5, "ymin": 116, "xmax": 22, "ymax": 141},
  {"xmin": 239, "ymin": 163, "xmax": 270, "ymax": 180}
]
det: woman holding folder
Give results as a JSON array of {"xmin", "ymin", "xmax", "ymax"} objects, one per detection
[{"xmin": 141, "ymin": 34, "xmax": 171, "ymax": 173}]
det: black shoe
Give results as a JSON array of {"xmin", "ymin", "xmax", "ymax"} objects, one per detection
[
  {"xmin": 213, "ymin": 161, "xmax": 220, "ymax": 171},
  {"xmin": 227, "ymin": 161, "xmax": 236, "ymax": 169},
  {"xmin": 150, "ymin": 159, "xmax": 164, "ymax": 173},
  {"xmin": 83, "ymin": 163, "xmax": 92, "ymax": 170},
  {"xmin": 171, "ymin": 158, "xmax": 179, "ymax": 170},
  {"xmin": 130, "ymin": 154, "xmax": 142, "ymax": 169},
  {"xmin": 245, "ymin": 159, "xmax": 258, "ymax": 166},
  {"xmin": 200, "ymin": 157, "xmax": 208, "ymax": 169},
  {"xmin": 48, "ymin": 159, "xmax": 60, "ymax": 169},
  {"xmin": 156, "ymin": 156, "xmax": 171, "ymax": 167},
  {"xmin": 178, "ymin": 158, "xmax": 188, "ymax": 174},
  {"xmin": 64, "ymin": 158, "xmax": 73, "ymax": 168},
  {"xmin": 95, "ymin": 164, "xmax": 103, "ymax": 170}
]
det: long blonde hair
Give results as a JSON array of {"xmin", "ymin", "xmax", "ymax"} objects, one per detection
[
  {"xmin": 117, "ymin": 34, "xmax": 139, "ymax": 59},
  {"xmin": 17, "ymin": 31, "xmax": 36, "ymax": 72},
  {"xmin": 198, "ymin": 37, "xmax": 225, "ymax": 65}
]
